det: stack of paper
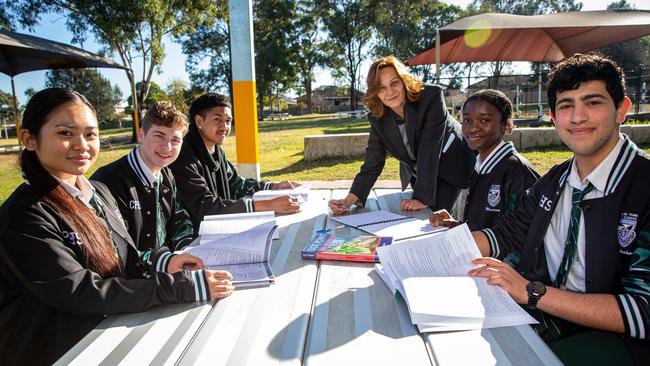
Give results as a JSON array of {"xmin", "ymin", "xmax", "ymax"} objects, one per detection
[
  {"xmin": 375, "ymin": 224, "xmax": 537, "ymax": 332},
  {"xmin": 330, "ymin": 210, "xmax": 446, "ymax": 241}
]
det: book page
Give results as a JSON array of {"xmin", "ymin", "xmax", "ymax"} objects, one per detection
[
  {"xmin": 376, "ymin": 224, "xmax": 479, "ymax": 278},
  {"xmin": 376, "ymin": 224, "xmax": 536, "ymax": 328},
  {"xmin": 206, "ymin": 262, "xmax": 273, "ymax": 287},
  {"xmin": 199, "ymin": 211, "xmax": 278, "ymax": 242},
  {"xmin": 184, "ymin": 222, "xmax": 276, "ymax": 266},
  {"xmin": 330, "ymin": 210, "xmax": 408, "ymax": 228}
]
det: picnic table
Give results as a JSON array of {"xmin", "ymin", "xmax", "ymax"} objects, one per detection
[
  {"xmin": 268, "ymin": 112, "xmax": 290, "ymax": 120},
  {"xmin": 334, "ymin": 110, "xmax": 366, "ymax": 120},
  {"xmin": 55, "ymin": 188, "xmax": 562, "ymax": 366}
]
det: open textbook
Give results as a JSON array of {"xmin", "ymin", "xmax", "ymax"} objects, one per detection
[
  {"xmin": 184, "ymin": 221, "xmax": 277, "ymax": 288},
  {"xmin": 199, "ymin": 211, "xmax": 279, "ymax": 242},
  {"xmin": 375, "ymin": 224, "xmax": 537, "ymax": 332},
  {"xmin": 252, "ymin": 184, "xmax": 310, "ymax": 203},
  {"xmin": 330, "ymin": 210, "xmax": 446, "ymax": 241}
]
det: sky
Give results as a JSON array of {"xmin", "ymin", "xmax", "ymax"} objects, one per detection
[{"xmin": 1, "ymin": 0, "xmax": 649, "ymax": 106}]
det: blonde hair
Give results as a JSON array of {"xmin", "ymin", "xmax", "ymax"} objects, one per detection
[{"xmin": 365, "ymin": 56, "xmax": 424, "ymax": 118}]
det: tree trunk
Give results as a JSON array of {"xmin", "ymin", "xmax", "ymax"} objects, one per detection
[{"xmin": 304, "ymin": 77, "xmax": 313, "ymax": 114}]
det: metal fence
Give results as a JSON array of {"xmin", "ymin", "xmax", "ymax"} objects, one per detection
[{"xmin": 438, "ymin": 67, "xmax": 650, "ymax": 122}]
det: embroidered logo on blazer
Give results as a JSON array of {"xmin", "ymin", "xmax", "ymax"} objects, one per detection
[
  {"xmin": 62, "ymin": 230, "xmax": 81, "ymax": 246},
  {"xmin": 487, "ymin": 184, "xmax": 501, "ymax": 207},
  {"xmin": 539, "ymin": 195, "xmax": 553, "ymax": 211},
  {"xmin": 129, "ymin": 200, "xmax": 141, "ymax": 210},
  {"xmin": 618, "ymin": 213, "xmax": 638, "ymax": 248}
]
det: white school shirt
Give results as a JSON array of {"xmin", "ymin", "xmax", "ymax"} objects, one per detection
[
  {"xmin": 474, "ymin": 140, "xmax": 506, "ymax": 173},
  {"xmin": 130, "ymin": 146, "xmax": 162, "ymax": 186},
  {"xmin": 543, "ymin": 135, "xmax": 624, "ymax": 292}
]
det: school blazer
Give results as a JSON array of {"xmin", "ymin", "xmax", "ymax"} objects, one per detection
[
  {"xmin": 92, "ymin": 153, "xmax": 195, "ymax": 252},
  {"xmin": 350, "ymin": 85, "xmax": 475, "ymax": 208},
  {"xmin": 170, "ymin": 124, "xmax": 272, "ymax": 230},
  {"xmin": 482, "ymin": 136, "xmax": 650, "ymax": 349},
  {"xmin": 0, "ymin": 181, "xmax": 208, "ymax": 366},
  {"xmin": 463, "ymin": 142, "xmax": 539, "ymax": 231}
]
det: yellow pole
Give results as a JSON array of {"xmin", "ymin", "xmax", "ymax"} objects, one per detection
[
  {"xmin": 129, "ymin": 69, "xmax": 140, "ymax": 135},
  {"xmin": 229, "ymin": 0, "xmax": 261, "ymax": 180}
]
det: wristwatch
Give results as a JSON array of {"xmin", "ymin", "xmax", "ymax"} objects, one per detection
[{"xmin": 526, "ymin": 281, "xmax": 547, "ymax": 310}]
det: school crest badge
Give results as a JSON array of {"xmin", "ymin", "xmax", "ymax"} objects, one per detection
[
  {"xmin": 487, "ymin": 184, "xmax": 501, "ymax": 207},
  {"xmin": 618, "ymin": 213, "xmax": 638, "ymax": 248}
]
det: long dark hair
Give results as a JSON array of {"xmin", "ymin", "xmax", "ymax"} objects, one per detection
[{"xmin": 21, "ymin": 88, "xmax": 123, "ymax": 278}]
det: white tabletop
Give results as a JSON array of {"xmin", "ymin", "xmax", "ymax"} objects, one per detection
[{"xmin": 56, "ymin": 188, "xmax": 562, "ymax": 366}]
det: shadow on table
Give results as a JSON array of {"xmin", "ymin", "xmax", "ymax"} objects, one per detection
[{"xmin": 266, "ymin": 268, "xmax": 417, "ymax": 360}]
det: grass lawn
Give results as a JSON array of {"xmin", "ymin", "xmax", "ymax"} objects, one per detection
[{"xmin": 0, "ymin": 114, "xmax": 649, "ymax": 204}]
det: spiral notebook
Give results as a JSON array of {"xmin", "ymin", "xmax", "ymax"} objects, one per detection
[{"xmin": 330, "ymin": 210, "xmax": 446, "ymax": 241}]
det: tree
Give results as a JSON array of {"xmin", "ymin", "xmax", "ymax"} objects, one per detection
[
  {"xmin": 317, "ymin": 0, "xmax": 374, "ymax": 111},
  {"xmin": 24, "ymin": 88, "xmax": 37, "ymax": 100},
  {"xmin": 597, "ymin": 1, "xmax": 650, "ymax": 74},
  {"xmin": 13, "ymin": 0, "xmax": 219, "ymax": 139},
  {"xmin": 45, "ymin": 68, "xmax": 122, "ymax": 123},
  {"xmin": 371, "ymin": 0, "xmax": 463, "ymax": 83},
  {"xmin": 180, "ymin": 0, "xmax": 231, "ymax": 97},
  {"xmin": 254, "ymin": 0, "xmax": 300, "ymax": 117},
  {"xmin": 0, "ymin": 90, "xmax": 18, "ymax": 125},
  {"xmin": 292, "ymin": 0, "xmax": 329, "ymax": 114},
  {"xmin": 165, "ymin": 78, "xmax": 190, "ymax": 115},
  {"xmin": 126, "ymin": 81, "xmax": 167, "ymax": 116}
]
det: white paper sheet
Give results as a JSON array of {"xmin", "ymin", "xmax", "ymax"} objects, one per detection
[{"xmin": 376, "ymin": 224, "xmax": 537, "ymax": 331}]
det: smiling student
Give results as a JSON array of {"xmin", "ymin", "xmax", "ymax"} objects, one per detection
[
  {"xmin": 329, "ymin": 56, "xmax": 475, "ymax": 214},
  {"xmin": 92, "ymin": 101, "xmax": 194, "ymax": 251},
  {"xmin": 429, "ymin": 89, "xmax": 539, "ymax": 231},
  {"xmin": 0, "ymin": 89, "xmax": 234, "ymax": 366},
  {"xmin": 468, "ymin": 55, "xmax": 650, "ymax": 364},
  {"xmin": 170, "ymin": 93, "xmax": 301, "ymax": 230}
]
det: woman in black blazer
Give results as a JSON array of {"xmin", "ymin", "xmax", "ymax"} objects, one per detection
[{"xmin": 329, "ymin": 56, "xmax": 475, "ymax": 214}]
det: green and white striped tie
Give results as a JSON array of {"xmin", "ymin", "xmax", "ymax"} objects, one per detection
[
  {"xmin": 555, "ymin": 183, "xmax": 594, "ymax": 289},
  {"xmin": 154, "ymin": 180, "xmax": 166, "ymax": 247}
]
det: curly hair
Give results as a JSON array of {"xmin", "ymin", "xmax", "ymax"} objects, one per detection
[
  {"xmin": 365, "ymin": 56, "xmax": 424, "ymax": 118},
  {"xmin": 547, "ymin": 54, "xmax": 626, "ymax": 112},
  {"xmin": 142, "ymin": 101, "xmax": 189, "ymax": 135},
  {"xmin": 463, "ymin": 89, "xmax": 515, "ymax": 135}
]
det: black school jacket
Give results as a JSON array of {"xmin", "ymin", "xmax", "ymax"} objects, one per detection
[
  {"xmin": 170, "ymin": 124, "xmax": 272, "ymax": 230},
  {"xmin": 464, "ymin": 141, "xmax": 539, "ymax": 231},
  {"xmin": 350, "ymin": 85, "xmax": 475, "ymax": 209},
  {"xmin": 92, "ymin": 148, "xmax": 195, "ymax": 251},
  {"xmin": 482, "ymin": 136, "xmax": 650, "ymax": 355},
  {"xmin": 0, "ymin": 181, "xmax": 209, "ymax": 366}
]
